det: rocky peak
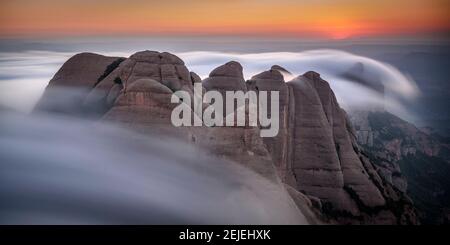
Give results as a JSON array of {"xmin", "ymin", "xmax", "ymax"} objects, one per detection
[
  {"xmin": 203, "ymin": 61, "xmax": 247, "ymax": 93},
  {"xmin": 123, "ymin": 51, "xmax": 192, "ymax": 92},
  {"xmin": 48, "ymin": 52, "xmax": 122, "ymax": 88},
  {"xmin": 303, "ymin": 70, "xmax": 321, "ymax": 81},
  {"xmin": 250, "ymin": 68, "xmax": 284, "ymax": 81},
  {"xmin": 247, "ymin": 68, "xmax": 291, "ymax": 184},
  {"xmin": 271, "ymin": 65, "xmax": 292, "ymax": 75},
  {"xmin": 129, "ymin": 50, "xmax": 185, "ymax": 65},
  {"xmin": 34, "ymin": 52, "xmax": 124, "ymax": 115},
  {"xmin": 209, "ymin": 61, "xmax": 243, "ymax": 78}
]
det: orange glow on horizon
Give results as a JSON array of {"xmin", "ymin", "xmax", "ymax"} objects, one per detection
[{"xmin": 0, "ymin": 0, "xmax": 448, "ymax": 39}]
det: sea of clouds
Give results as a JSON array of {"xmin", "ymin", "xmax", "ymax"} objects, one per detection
[
  {"xmin": 0, "ymin": 110, "xmax": 307, "ymax": 224},
  {"xmin": 0, "ymin": 49, "xmax": 420, "ymax": 121}
]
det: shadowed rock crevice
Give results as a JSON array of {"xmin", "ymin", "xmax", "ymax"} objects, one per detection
[{"xmin": 95, "ymin": 57, "xmax": 126, "ymax": 86}]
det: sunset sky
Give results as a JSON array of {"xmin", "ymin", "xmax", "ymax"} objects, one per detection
[{"xmin": 0, "ymin": 0, "xmax": 449, "ymax": 39}]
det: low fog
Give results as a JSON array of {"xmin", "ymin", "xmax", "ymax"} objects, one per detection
[{"xmin": 0, "ymin": 110, "xmax": 307, "ymax": 224}]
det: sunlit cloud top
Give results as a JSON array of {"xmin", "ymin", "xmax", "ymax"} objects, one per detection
[{"xmin": 0, "ymin": 0, "xmax": 449, "ymax": 38}]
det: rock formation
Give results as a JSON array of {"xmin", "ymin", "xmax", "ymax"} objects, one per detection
[
  {"xmin": 351, "ymin": 110, "xmax": 450, "ymax": 224},
  {"xmin": 286, "ymin": 72, "xmax": 418, "ymax": 224},
  {"xmin": 35, "ymin": 50, "xmax": 419, "ymax": 224},
  {"xmin": 246, "ymin": 67, "xmax": 294, "ymax": 184},
  {"xmin": 35, "ymin": 53, "xmax": 124, "ymax": 114}
]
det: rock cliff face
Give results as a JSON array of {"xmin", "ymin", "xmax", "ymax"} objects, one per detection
[
  {"xmin": 247, "ymin": 68, "xmax": 293, "ymax": 184},
  {"xmin": 351, "ymin": 111, "xmax": 444, "ymax": 162},
  {"xmin": 35, "ymin": 50, "xmax": 418, "ymax": 224},
  {"xmin": 100, "ymin": 52, "xmax": 281, "ymax": 184},
  {"xmin": 288, "ymin": 72, "xmax": 383, "ymax": 219},
  {"xmin": 351, "ymin": 110, "xmax": 450, "ymax": 224}
]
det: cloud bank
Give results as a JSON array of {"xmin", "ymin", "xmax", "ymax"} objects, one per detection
[
  {"xmin": 0, "ymin": 49, "xmax": 420, "ymax": 120},
  {"xmin": 178, "ymin": 50, "xmax": 420, "ymax": 119},
  {"xmin": 0, "ymin": 110, "xmax": 306, "ymax": 224}
]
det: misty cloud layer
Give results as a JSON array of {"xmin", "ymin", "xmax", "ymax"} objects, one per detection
[
  {"xmin": 0, "ymin": 110, "xmax": 306, "ymax": 224},
  {"xmin": 0, "ymin": 47, "xmax": 420, "ymax": 121},
  {"xmin": 178, "ymin": 50, "xmax": 420, "ymax": 119}
]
